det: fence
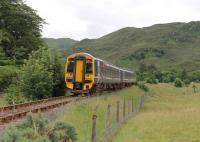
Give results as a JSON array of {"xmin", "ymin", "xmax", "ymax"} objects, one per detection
[{"xmin": 90, "ymin": 94, "xmax": 146, "ymax": 142}]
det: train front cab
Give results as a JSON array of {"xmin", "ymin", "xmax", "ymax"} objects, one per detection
[{"xmin": 65, "ymin": 53, "xmax": 95, "ymax": 94}]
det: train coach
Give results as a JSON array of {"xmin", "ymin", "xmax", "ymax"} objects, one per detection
[{"xmin": 65, "ymin": 52, "xmax": 136, "ymax": 95}]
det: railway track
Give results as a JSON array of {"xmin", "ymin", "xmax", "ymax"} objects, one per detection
[{"xmin": 0, "ymin": 95, "xmax": 81, "ymax": 126}]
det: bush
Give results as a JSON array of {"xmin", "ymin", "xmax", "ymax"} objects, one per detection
[
  {"xmin": 0, "ymin": 66, "xmax": 20, "ymax": 92},
  {"xmin": 174, "ymin": 78, "xmax": 184, "ymax": 87},
  {"xmin": 1, "ymin": 113, "xmax": 77, "ymax": 142},
  {"xmin": 146, "ymin": 76, "xmax": 158, "ymax": 84},
  {"xmin": 49, "ymin": 122, "xmax": 77, "ymax": 142},
  {"xmin": 137, "ymin": 82, "xmax": 149, "ymax": 92},
  {"xmin": 190, "ymin": 71, "xmax": 200, "ymax": 82},
  {"xmin": 20, "ymin": 47, "xmax": 53, "ymax": 100},
  {"xmin": 6, "ymin": 47, "xmax": 53, "ymax": 101},
  {"xmin": 6, "ymin": 84, "xmax": 27, "ymax": 104},
  {"xmin": 0, "ymin": 126, "xmax": 23, "ymax": 142},
  {"xmin": 6, "ymin": 47, "xmax": 66, "ymax": 102},
  {"xmin": 183, "ymin": 79, "xmax": 191, "ymax": 85}
]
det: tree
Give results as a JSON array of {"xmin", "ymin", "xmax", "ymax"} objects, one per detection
[
  {"xmin": 6, "ymin": 47, "xmax": 53, "ymax": 101},
  {"xmin": 51, "ymin": 52, "xmax": 66, "ymax": 97},
  {"xmin": 0, "ymin": 0, "xmax": 45, "ymax": 62},
  {"xmin": 6, "ymin": 47, "xmax": 67, "ymax": 103},
  {"xmin": 174, "ymin": 78, "xmax": 184, "ymax": 87},
  {"xmin": 161, "ymin": 70, "xmax": 177, "ymax": 83},
  {"xmin": 139, "ymin": 63, "xmax": 147, "ymax": 73},
  {"xmin": 179, "ymin": 69, "xmax": 188, "ymax": 80},
  {"xmin": 20, "ymin": 47, "xmax": 53, "ymax": 100},
  {"xmin": 191, "ymin": 71, "xmax": 200, "ymax": 82}
]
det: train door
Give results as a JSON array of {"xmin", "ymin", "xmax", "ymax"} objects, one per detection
[{"xmin": 75, "ymin": 60, "xmax": 84, "ymax": 82}]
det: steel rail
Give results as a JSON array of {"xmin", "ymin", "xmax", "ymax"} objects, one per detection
[{"xmin": 0, "ymin": 95, "xmax": 81, "ymax": 125}]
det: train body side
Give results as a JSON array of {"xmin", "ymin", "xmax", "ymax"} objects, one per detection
[{"xmin": 94, "ymin": 59, "xmax": 135, "ymax": 87}]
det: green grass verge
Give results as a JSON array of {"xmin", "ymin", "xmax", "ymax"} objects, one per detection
[
  {"xmin": 51, "ymin": 86, "xmax": 145, "ymax": 142},
  {"xmin": 111, "ymin": 83, "xmax": 200, "ymax": 142}
]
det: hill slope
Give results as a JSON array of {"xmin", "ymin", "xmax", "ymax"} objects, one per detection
[
  {"xmin": 44, "ymin": 38, "xmax": 77, "ymax": 50},
  {"xmin": 44, "ymin": 38, "xmax": 78, "ymax": 57},
  {"xmin": 70, "ymin": 21, "xmax": 200, "ymax": 72}
]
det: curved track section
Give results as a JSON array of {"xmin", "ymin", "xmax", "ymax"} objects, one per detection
[{"xmin": 0, "ymin": 96, "xmax": 81, "ymax": 125}]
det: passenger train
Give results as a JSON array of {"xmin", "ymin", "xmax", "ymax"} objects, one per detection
[{"xmin": 65, "ymin": 52, "xmax": 136, "ymax": 95}]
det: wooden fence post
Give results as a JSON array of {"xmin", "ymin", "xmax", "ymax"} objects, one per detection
[
  {"xmin": 91, "ymin": 115, "xmax": 97, "ymax": 142},
  {"xmin": 140, "ymin": 95, "xmax": 144, "ymax": 109},
  {"xmin": 128, "ymin": 100, "xmax": 130, "ymax": 117},
  {"xmin": 140, "ymin": 96, "xmax": 142, "ymax": 109},
  {"xmin": 132, "ymin": 96, "xmax": 134, "ymax": 113},
  {"xmin": 107, "ymin": 104, "xmax": 111, "ymax": 122},
  {"xmin": 116, "ymin": 101, "xmax": 120, "ymax": 125},
  {"xmin": 129, "ymin": 101, "xmax": 131, "ymax": 117},
  {"xmin": 106, "ymin": 104, "xmax": 111, "ymax": 137},
  {"xmin": 123, "ymin": 98, "xmax": 125, "ymax": 120}
]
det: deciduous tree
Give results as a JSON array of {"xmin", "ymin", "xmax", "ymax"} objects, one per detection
[{"xmin": 0, "ymin": 0, "xmax": 45, "ymax": 63}]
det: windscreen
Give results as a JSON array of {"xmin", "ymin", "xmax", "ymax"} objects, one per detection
[
  {"xmin": 85, "ymin": 62, "xmax": 93, "ymax": 74},
  {"xmin": 67, "ymin": 61, "xmax": 74, "ymax": 72}
]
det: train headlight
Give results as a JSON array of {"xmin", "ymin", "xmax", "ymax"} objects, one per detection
[
  {"xmin": 67, "ymin": 79, "xmax": 73, "ymax": 82},
  {"xmin": 67, "ymin": 73, "xmax": 73, "ymax": 78},
  {"xmin": 85, "ymin": 74, "xmax": 92, "ymax": 79}
]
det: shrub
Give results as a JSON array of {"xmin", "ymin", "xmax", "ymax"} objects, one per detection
[
  {"xmin": 6, "ymin": 84, "xmax": 27, "ymax": 104},
  {"xmin": 137, "ymin": 82, "xmax": 149, "ymax": 92},
  {"xmin": 0, "ymin": 66, "xmax": 20, "ymax": 92},
  {"xmin": 174, "ymin": 78, "xmax": 184, "ymax": 87},
  {"xmin": 21, "ymin": 47, "xmax": 53, "ymax": 100},
  {"xmin": 49, "ymin": 122, "xmax": 78, "ymax": 142},
  {"xmin": 183, "ymin": 79, "xmax": 190, "ymax": 85},
  {"xmin": 1, "ymin": 113, "xmax": 77, "ymax": 142},
  {"xmin": 146, "ymin": 76, "xmax": 158, "ymax": 84},
  {"xmin": 6, "ymin": 47, "xmax": 53, "ymax": 101},
  {"xmin": 190, "ymin": 71, "xmax": 200, "ymax": 82},
  {"xmin": 0, "ymin": 126, "xmax": 23, "ymax": 142}
]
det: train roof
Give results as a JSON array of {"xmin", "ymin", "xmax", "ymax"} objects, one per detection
[
  {"xmin": 69, "ymin": 52, "xmax": 95, "ymax": 58},
  {"xmin": 69, "ymin": 52, "xmax": 134, "ymax": 74},
  {"xmin": 94, "ymin": 57, "xmax": 134, "ymax": 74}
]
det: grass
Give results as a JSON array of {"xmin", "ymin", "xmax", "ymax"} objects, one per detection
[
  {"xmin": 50, "ymin": 86, "xmax": 145, "ymax": 142},
  {"xmin": 111, "ymin": 83, "xmax": 200, "ymax": 142}
]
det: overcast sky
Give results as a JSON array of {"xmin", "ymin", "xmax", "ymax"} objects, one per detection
[{"xmin": 26, "ymin": 0, "xmax": 200, "ymax": 40}]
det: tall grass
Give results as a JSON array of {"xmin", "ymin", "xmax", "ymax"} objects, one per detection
[{"xmin": 111, "ymin": 83, "xmax": 200, "ymax": 142}]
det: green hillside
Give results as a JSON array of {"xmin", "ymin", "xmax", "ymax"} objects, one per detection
[
  {"xmin": 44, "ymin": 38, "xmax": 77, "ymax": 51},
  {"xmin": 70, "ymin": 21, "xmax": 200, "ymax": 72},
  {"xmin": 43, "ymin": 38, "xmax": 77, "ymax": 53},
  {"xmin": 44, "ymin": 38, "xmax": 78, "ymax": 57}
]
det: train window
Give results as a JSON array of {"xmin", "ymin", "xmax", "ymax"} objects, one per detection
[
  {"xmin": 67, "ymin": 62, "xmax": 74, "ymax": 72},
  {"xmin": 95, "ymin": 60, "xmax": 98, "ymax": 76},
  {"xmin": 86, "ymin": 63, "xmax": 93, "ymax": 74}
]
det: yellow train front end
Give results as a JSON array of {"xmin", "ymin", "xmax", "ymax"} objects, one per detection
[{"xmin": 65, "ymin": 53, "xmax": 95, "ymax": 94}]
